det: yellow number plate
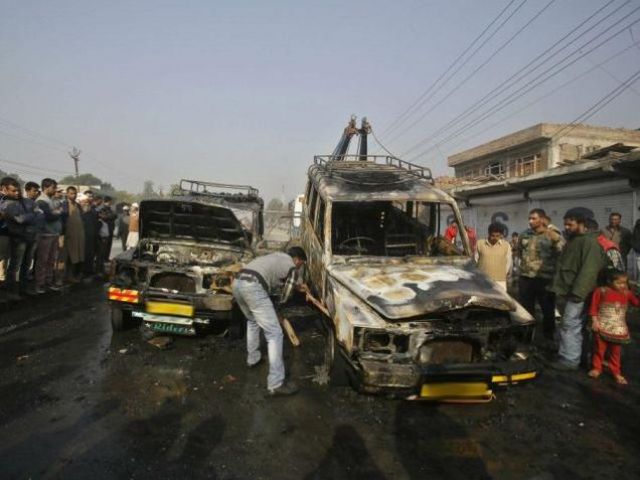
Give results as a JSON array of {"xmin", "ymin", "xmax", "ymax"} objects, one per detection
[
  {"xmin": 420, "ymin": 382, "xmax": 493, "ymax": 401},
  {"xmin": 146, "ymin": 301, "xmax": 194, "ymax": 318}
]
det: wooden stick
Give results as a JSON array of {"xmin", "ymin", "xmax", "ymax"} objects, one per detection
[
  {"xmin": 305, "ymin": 292, "xmax": 330, "ymax": 317},
  {"xmin": 279, "ymin": 316, "xmax": 300, "ymax": 347}
]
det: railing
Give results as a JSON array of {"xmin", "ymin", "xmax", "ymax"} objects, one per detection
[
  {"xmin": 175, "ymin": 179, "xmax": 260, "ymax": 199},
  {"xmin": 313, "ymin": 155, "xmax": 434, "ymax": 183}
]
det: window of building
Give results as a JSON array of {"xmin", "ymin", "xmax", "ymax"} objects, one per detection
[
  {"xmin": 515, "ymin": 154, "xmax": 540, "ymax": 176},
  {"xmin": 484, "ymin": 162, "xmax": 504, "ymax": 176}
]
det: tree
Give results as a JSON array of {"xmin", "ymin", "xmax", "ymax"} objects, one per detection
[
  {"xmin": 266, "ymin": 198, "xmax": 284, "ymax": 212},
  {"xmin": 113, "ymin": 190, "xmax": 140, "ymax": 205},
  {"xmin": 59, "ymin": 173, "xmax": 103, "ymax": 186},
  {"xmin": 142, "ymin": 180, "xmax": 156, "ymax": 199},
  {"xmin": 0, "ymin": 169, "xmax": 24, "ymax": 184}
]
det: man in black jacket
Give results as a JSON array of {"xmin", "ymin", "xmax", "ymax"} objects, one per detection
[{"xmin": 2, "ymin": 178, "xmax": 37, "ymax": 298}]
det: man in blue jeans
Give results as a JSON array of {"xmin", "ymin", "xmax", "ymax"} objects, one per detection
[
  {"xmin": 233, "ymin": 247, "xmax": 307, "ymax": 396},
  {"xmin": 550, "ymin": 212, "xmax": 606, "ymax": 370}
]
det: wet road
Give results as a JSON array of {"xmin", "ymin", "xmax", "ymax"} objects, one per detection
[{"xmin": 1, "ymin": 284, "xmax": 639, "ymax": 479}]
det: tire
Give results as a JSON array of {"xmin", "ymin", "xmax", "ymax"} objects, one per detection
[
  {"xmin": 111, "ymin": 306, "xmax": 132, "ymax": 331},
  {"xmin": 322, "ymin": 320, "xmax": 353, "ymax": 387},
  {"xmin": 228, "ymin": 306, "xmax": 246, "ymax": 340}
]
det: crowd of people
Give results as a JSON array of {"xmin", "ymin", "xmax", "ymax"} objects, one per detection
[
  {"xmin": 0, "ymin": 176, "xmax": 139, "ymax": 300},
  {"xmin": 476, "ymin": 209, "xmax": 640, "ymax": 385},
  {"xmin": 4, "ymin": 175, "xmax": 640, "ymax": 386}
]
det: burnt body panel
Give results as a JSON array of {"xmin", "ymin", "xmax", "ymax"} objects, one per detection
[
  {"xmin": 108, "ymin": 191, "xmax": 257, "ymax": 336},
  {"xmin": 301, "ymin": 155, "xmax": 537, "ymax": 398}
]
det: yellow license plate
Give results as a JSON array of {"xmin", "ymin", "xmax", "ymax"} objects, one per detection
[
  {"xmin": 146, "ymin": 301, "xmax": 194, "ymax": 317},
  {"xmin": 420, "ymin": 382, "xmax": 493, "ymax": 401}
]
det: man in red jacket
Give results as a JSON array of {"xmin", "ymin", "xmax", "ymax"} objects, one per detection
[{"xmin": 586, "ymin": 218, "xmax": 624, "ymax": 272}]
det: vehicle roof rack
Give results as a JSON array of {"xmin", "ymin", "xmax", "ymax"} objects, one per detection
[
  {"xmin": 174, "ymin": 179, "xmax": 261, "ymax": 200},
  {"xmin": 313, "ymin": 155, "xmax": 434, "ymax": 185}
]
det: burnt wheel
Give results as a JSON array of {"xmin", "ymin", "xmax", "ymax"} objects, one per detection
[
  {"xmin": 111, "ymin": 306, "xmax": 133, "ymax": 331},
  {"xmin": 229, "ymin": 305, "xmax": 246, "ymax": 340},
  {"xmin": 322, "ymin": 319, "xmax": 355, "ymax": 387}
]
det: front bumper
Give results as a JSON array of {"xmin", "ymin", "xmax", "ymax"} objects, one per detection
[
  {"xmin": 354, "ymin": 356, "xmax": 538, "ymax": 399},
  {"xmin": 107, "ymin": 285, "xmax": 233, "ymax": 335}
]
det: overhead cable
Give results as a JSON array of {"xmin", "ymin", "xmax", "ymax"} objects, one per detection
[
  {"xmin": 401, "ymin": 0, "xmax": 630, "ymax": 157},
  {"xmin": 407, "ymin": 12, "xmax": 640, "ymax": 161},
  {"xmin": 551, "ymin": 67, "xmax": 640, "ymax": 139},
  {"xmin": 381, "ymin": 0, "xmax": 523, "ymax": 137},
  {"xmin": 387, "ymin": 0, "xmax": 556, "ymax": 146},
  {"xmin": 443, "ymin": 41, "xmax": 640, "ymax": 154}
]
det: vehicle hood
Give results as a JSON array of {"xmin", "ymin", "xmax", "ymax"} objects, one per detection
[
  {"xmin": 140, "ymin": 199, "xmax": 248, "ymax": 247},
  {"xmin": 328, "ymin": 262, "xmax": 516, "ymax": 320}
]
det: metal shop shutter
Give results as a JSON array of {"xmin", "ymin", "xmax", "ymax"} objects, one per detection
[
  {"xmin": 474, "ymin": 202, "xmax": 529, "ymax": 237},
  {"xmin": 539, "ymin": 192, "xmax": 634, "ymax": 230}
]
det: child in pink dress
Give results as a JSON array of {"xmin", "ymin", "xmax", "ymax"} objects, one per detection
[{"xmin": 588, "ymin": 271, "xmax": 639, "ymax": 385}]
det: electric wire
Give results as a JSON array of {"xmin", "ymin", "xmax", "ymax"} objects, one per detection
[
  {"xmin": 381, "ymin": 0, "xmax": 523, "ymax": 137},
  {"xmin": 0, "ymin": 128, "xmax": 68, "ymax": 154},
  {"xmin": 0, "ymin": 157, "xmax": 72, "ymax": 175},
  {"xmin": 407, "ymin": 12, "xmax": 640, "ymax": 161},
  {"xmin": 443, "ymin": 40, "xmax": 640, "ymax": 154},
  {"xmin": 370, "ymin": 128, "xmax": 401, "ymax": 158},
  {"xmin": 387, "ymin": 0, "xmax": 556, "ymax": 146},
  {"xmin": 400, "ymin": 0, "xmax": 630, "ymax": 157},
  {"xmin": 0, "ymin": 116, "xmax": 72, "ymax": 149},
  {"xmin": 0, "ymin": 118, "xmax": 148, "ymax": 185},
  {"xmin": 550, "ymin": 66, "xmax": 640, "ymax": 139}
]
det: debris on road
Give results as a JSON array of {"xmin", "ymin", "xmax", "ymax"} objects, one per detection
[{"xmin": 147, "ymin": 336, "xmax": 174, "ymax": 350}]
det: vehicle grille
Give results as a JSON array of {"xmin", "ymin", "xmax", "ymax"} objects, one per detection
[
  {"xmin": 429, "ymin": 312, "xmax": 511, "ymax": 335},
  {"xmin": 149, "ymin": 272, "xmax": 197, "ymax": 293},
  {"xmin": 418, "ymin": 340, "xmax": 474, "ymax": 364}
]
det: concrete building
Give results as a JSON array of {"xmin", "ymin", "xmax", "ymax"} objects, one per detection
[
  {"xmin": 448, "ymin": 123, "xmax": 640, "ymax": 180},
  {"xmin": 447, "ymin": 149, "xmax": 640, "ymax": 242}
]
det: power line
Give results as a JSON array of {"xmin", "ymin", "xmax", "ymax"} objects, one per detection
[
  {"xmin": 370, "ymin": 128, "xmax": 401, "ymax": 158},
  {"xmin": 407, "ymin": 11, "xmax": 640, "ymax": 161},
  {"xmin": 551, "ymin": 66, "xmax": 640, "ymax": 139},
  {"xmin": 400, "ymin": 0, "xmax": 627, "ymax": 157},
  {"xmin": 0, "ymin": 117, "xmax": 146, "ymax": 185},
  {"xmin": 581, "ymin": 50, "xmax": 640, "ymax": 97},
  {"xmin": 387, "ymin": 0, "xmax": 556, "ymax": 146},
  {"xmin": 0, "ymin": 157, "xmax": 71, "ymax": 175},
  {"xmin": 0, "ymin": 128, "xmax": 68, "ymax": 154},
  {"xmin": 0, "ymin": 116, "xmax": 72, "ymax": 149},
  {"xmin": 381, "ymin": 0, "xmax": 523, "ymax": 137},
  {"xmin": 443, "ymin": 41, "xmax": 640, "ymax": 154}
]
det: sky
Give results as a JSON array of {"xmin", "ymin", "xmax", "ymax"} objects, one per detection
[{"xmin": 1, "ymin": 0, "xmax": 639, "ymax": 201}]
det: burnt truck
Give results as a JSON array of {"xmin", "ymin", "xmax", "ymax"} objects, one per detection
[
  {"xmin": 107, "ymin": 180, "xmax": 263, "ymax": 335},
  {"xmin": 301, "ymin": 146, "xmax": 537, "ymax": 400}
]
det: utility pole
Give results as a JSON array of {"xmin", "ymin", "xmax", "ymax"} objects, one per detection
[{"xmin": 69, "ymin": 147, "xmax": 81, "ymax": 179}]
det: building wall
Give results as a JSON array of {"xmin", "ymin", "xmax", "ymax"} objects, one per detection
[
  {"xmin": 458, "ymin": 179, "xmax": 638, "ymax": 239},
  {"xmin": 450, "ymin": 123, "xmax": 640, "ymax": 177},
  {"xmin": 453, "ymin": 140, "xmax": 549, "ymax": 178}
]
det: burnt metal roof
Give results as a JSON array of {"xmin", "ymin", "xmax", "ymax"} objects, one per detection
[
  {"xmin": 309, "ymin": 155, "xmax": 453, "ymax": 202},
  {"xmin": 172, "ymin": 179, "xmax": 264, "ymax": 211}
]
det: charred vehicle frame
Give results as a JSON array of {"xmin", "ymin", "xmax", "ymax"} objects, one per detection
[
  {"xmin": 107, "ymin": 180, "xmax": 262, "ymax": 336},
  {"xmin": 301, "ymin": 120, "xmax": 537, "ymax": 400}
]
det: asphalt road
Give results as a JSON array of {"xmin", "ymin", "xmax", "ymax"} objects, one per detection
[{"xmin": 0, "ymin": 283, "xmax": 639, "ymax": 480}]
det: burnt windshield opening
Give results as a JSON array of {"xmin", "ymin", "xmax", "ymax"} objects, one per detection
[{"xmin": 331, "ymin": 201, "xmax": 466, "ymax": 257}]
